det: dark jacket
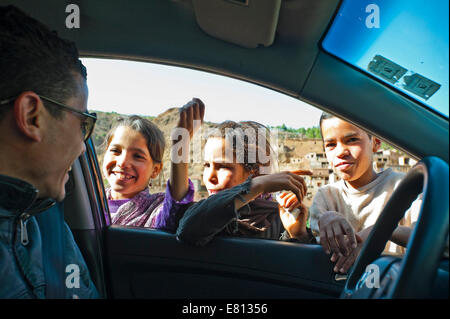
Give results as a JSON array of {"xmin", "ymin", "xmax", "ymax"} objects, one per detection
[
  {"xmin": 176, "ymin": 178, "xmax": 283, "ymax": 246},
  {"xmin": 0, "ymin": 174, "xmax": 99, "ymax": 298}
]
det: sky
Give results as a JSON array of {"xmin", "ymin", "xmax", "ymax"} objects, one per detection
[{"xmin": 81, "ymin": 58, "xmax": 323, "ymax": 129}]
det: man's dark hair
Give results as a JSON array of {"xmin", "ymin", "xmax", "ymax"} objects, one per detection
[{"xmin": 0, "ymin": 5, "xmax": 87, "ymax": 118}]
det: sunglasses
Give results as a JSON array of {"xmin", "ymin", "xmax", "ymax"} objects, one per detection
[{"xmin": 0, "ymin": 95, "xmax": 97, "ymax": 142}]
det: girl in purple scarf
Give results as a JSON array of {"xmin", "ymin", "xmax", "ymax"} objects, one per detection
[{"xmin": 102, "ymin": 111, "xmax": 196, "ymax": 230}]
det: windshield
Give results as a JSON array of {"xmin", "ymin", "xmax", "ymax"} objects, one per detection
[{"xmin": 322, "ymin": 0, "xmax": 449, "ymax": 118}]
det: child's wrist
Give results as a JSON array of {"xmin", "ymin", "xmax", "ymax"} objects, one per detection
[
  {"xmin": 292, "ymin": 233, "xmax": 311, "ymax": 243},
  {"xmin": 249, "ymin": 176, "xmax": 264, "ymax": 196},
  {"xmin": 289, "ymin": 227, "xmax": 309, "ymax": 241}
]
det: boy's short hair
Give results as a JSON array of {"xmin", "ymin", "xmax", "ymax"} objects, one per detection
[
  {"xmin": 0, "ymin": 5, "xmax": 86, "ymax": 119},
  {"xmin": 319, "ymin": 112, "xmax": 372, "ymax": 139},
  {"xmin": 102, "ymin": 115, "xmax": 166, "ymax": 164}
]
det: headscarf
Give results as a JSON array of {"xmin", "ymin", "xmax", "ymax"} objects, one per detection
[{"xmin": 107, "ymin": 188, "xmax": 165, "ymax": 227}]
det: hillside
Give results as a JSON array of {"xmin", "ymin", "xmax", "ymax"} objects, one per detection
[
  {"xmin": 90, "ymin": 109, "xmax": 410, "ymax": 204},
  {"xmin": 91, "ymin": 109, "xmax": 323, "ymax": 198}
]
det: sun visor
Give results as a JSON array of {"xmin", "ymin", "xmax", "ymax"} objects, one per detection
[{"xmin": 192, "ymin": 0, "xmax": 282, "ymax": 48}]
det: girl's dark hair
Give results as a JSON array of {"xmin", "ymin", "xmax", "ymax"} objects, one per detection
[
  {"xmin": 102, "ymin": 115, "xmax": 166, "ymax": 163},
  {"xmin": 207, "ymin": 120, "xmax": 278, "ymax": 176}
]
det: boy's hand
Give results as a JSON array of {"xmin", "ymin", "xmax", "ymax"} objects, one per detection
[
  {"xmin": 278, "ymin": 191, "xmax": 309, "ymax": 240},
  {"xmin": 318, "ymin": 211, "xmax": 357, "ymax": 257},
  {"xmin": 332, "ymin": 233, "xmax": 363, "ymax": 273},
  {"xmin": 176, "ymin": 97, "xmax": 205, "ymax": 140}
]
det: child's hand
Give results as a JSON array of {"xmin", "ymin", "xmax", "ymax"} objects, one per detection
[
  {"xmin": 332, "ymin": 233, "xmax": 363, "ymax": 274},
  {"xmin": 169, "ymin": 98, "xmax": 204, "ymax": 200},
  {"xmin": 318, "ymin": 211, "xmax": 357, "ymax": 257},
  {"xmin": 278, "ymin": 191, "xmax": 308, "ymax": 240},
  {"xmin": 177, "ymin": 98, "xmax": 205, "ymax": 139},
  {"xmin": 252, "ymin": 171, "xmax": 309, "ymax": 203},
  {"xmin": 235, "ymin": 171, "xmax": 311, "ymax": 212}
]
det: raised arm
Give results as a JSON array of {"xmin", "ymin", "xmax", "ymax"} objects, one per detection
[{"xmin": 169, "ymin": 98, "xmax": 205, "ymax": 201}]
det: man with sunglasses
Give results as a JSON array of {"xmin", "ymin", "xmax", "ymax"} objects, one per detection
[{"xmin": 0, "ymin": 6, "xmax": 99, "ymax": 298}]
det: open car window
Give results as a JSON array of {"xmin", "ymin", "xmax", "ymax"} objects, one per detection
[{"xmin": 82, "ymin": 57, "xmax": 419, "ymax": 226}]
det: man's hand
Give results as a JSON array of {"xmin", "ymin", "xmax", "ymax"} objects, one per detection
[
  {"xmin": 332, "ymin": 233, "xmax": 363, "ymax": 274},
  {"xmin": 318, "ymin": 211, "xmax": 357, "ymax": 257},
  {"xmin": 278, "ymin": 191, "xmax": 309, "ymax": 240}
]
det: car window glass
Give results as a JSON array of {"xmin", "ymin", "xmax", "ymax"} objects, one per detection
[{"xmin": 322, "ymin": 0, "xmax": 449, "ymax": 117}]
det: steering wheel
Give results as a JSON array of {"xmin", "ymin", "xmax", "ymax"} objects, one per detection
[{"xmin": 341, "ymin": 156, "xmax": 449, "ymax": 298}]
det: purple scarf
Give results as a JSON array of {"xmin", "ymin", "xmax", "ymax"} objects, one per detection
[{"xmin": 107, "ymin": 188, "xmax": 165, "ymax": 228}]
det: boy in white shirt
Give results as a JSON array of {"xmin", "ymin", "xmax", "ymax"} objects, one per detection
[{"xmin": 279, "ymin": 112, "xmax": 424, "ymax": 274}]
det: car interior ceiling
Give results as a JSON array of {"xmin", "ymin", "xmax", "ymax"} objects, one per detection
[{"xmin": 2, "ymin": 0, "xmax": 448, "ymax": 299}]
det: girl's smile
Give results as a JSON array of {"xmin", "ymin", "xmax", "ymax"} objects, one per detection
[{"xmin": 103, "ymin": 126, "xmax": 161, "ymax": 200}]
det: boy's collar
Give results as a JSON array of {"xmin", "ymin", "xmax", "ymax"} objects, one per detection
[{"xmin": 343, "ymin": 168, "xmax": 393, "ymax": 193}]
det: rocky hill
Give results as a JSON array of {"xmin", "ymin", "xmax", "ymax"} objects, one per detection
[{"xmin": 91, "ymin": 109, "xmax": 324, "ymax": 199}]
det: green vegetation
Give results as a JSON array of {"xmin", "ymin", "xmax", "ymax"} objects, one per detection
[
  {"xmin": 271, "ymin": 124, "xmax": 322, "ymax": 139},
  {"xmin": 270, "ymin": 124, "xmax": 395, "ymax": 150},
  {"xmin": 380, "ymin": 141, "xmax": 394, "ymax": 150}
]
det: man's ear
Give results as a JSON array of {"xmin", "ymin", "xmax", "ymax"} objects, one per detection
[
  {"xmin": 151, "ymin": 162, "xmax": 163, "ymax": 178},
  {"xmin": 13, "ymin": 92, "xmax": 45, "ymax": 142},
  {"xmin": 372, "ymin": 137, "xmax": 382, "ymax": 152}
]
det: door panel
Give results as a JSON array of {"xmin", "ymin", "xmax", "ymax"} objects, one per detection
[{"xmin": 105, "ymin": 225, "xmax": 344, "ymax": 298}]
